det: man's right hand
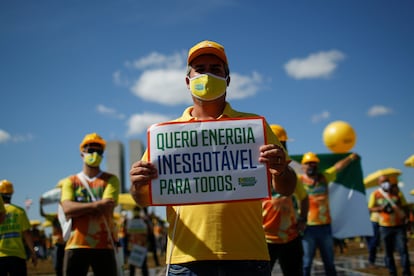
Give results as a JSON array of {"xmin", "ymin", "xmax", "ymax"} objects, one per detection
[
  {"xmin": 129, "ymin": 161, "xmax": 158, "ymax": 187},
  {"xmin": 129, "ymin": 161, "xmax": 157, "ymax": 206}
]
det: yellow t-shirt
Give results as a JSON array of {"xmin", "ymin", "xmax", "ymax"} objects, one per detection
[
  {"xmin": 0, "ymin": 203, "xmax": 31, "ymax": 259},
  {"xmin": 142, "ymin": 102, "xmax": 285, "ymax": 263},
  {"xmin": 60, "ymin": 172, "xmax": 120, "ymax": 249}
]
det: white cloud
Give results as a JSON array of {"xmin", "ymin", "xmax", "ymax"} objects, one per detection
[
  {"xmin": 0, "ymin": 129, "xmax": 33, "ymax": 143},
  {"xmin": 96, "ymin": 104, "xmax": 125, "ymax": 119},
  {"xmin": 0, "ymin": 129, "xmax": 11, "ymax": 143},
  {"xmin": 131, "ymin": 69, "xmax": 191, "ymax": 105},
  {"xmin": 12, "ymin": 134, "xmax": 34, "ymax": 143},
  {"xmin": 116, "ymin": 51, "xmax": 264, "ymax": 106},
  {"xmin": 112, "ymin": 70, "xmax": 129, "ymax": 86},
  {"xmin": 227, "ymin": 72, "xmax": 264, "ymax": 100},
  {"xmin": 126, "ymin": 52, "xmax": 185, "ymax": 70},
  {"xmin": 126, "ymin": 112, "xmax": 173, "ymax": 136},
  {"xmin": 284, "ymin": 50, "xmax": 345, "ymax": 79},
  {"xmin": 367, "ymin": 105, "xmax": 393, "ymax": 117},
  {"xmin": 311, "ymin": 111, "xmax": 331, "ymax": 123}
]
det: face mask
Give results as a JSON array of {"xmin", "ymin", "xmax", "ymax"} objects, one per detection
[
  {"xmin": 188, "ymin": 73, "xmax": 227, "ymax": 101},
  {"xmin": 83, "ymin": 152, "xmax": 102, "ymax": 167},
  {"xmin": 306, "ymin": 167, "xmax": 318, "ymax": 177},
  {"xmin": 381, "ymin": 181, "xmax": 391, "ymax": 192}
]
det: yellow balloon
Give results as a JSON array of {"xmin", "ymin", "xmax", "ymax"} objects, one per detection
[{"xmin": 323, "ymin": 121, "xmax": 356, "ymax": 153}]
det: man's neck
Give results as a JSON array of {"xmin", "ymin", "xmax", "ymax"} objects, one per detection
[
  {"xmin": 191, "ymin": 98, "xmax": 226, "ymax": 120},
  {"xmin": 82, "ymin": 165, "xmax": 101, "ymax": 178}
]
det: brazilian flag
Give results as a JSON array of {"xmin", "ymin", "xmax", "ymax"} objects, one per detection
[{"xmin": 291, "ymin": 153, "xmax": 373, "ymax": 239}]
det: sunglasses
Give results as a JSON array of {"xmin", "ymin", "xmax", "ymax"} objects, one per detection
[{"xmin": 85, "ymin": 148, "xmax": 104, "ymax": 155}]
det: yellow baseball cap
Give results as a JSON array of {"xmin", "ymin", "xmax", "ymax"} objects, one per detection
[{"xmin": 187, "ymin": 40, "xmax": 228, "ymax": 65}]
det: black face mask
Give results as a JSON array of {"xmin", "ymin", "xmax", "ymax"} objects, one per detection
[{"xmin": 306, "ymin": 167, "xmax": 318, "ymax": 177}]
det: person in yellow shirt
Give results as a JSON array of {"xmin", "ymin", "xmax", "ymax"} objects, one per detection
[
  {"xmin": 130, "ymin": 40, "xmax": 297, "ymax": 276},
  {"xmin": 60, "ymin": 133, "xmax": 120, "ymax": 276},
  {"xmin": 0, "ymin": 179, "xmax": 37, "ymax": 275},
  {"xmin": 262, "ymin": 125, "xmax": 307, "ymax": 275},
  {"xmin": 368, "ymin": 175, "xmax": 411, "ymax": 276}
]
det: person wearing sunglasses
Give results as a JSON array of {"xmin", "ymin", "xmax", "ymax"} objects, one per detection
[{"xmin": 59, "ymin": 133, "xmax": 120, "ymax": 276}]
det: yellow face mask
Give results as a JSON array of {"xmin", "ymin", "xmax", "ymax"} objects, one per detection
[
  {"xmin": 83, "ymin": 152, "xmax": 103, "ymax": 167},
  {"xmin": 189, "ymin": 73, "xmax": 227, "ymax": 101}
]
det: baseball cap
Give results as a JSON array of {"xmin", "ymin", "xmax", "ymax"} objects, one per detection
[
  {"xmin": 79, "ymin": 133, "xmax": 106, "ymax": 152},
  {"xmin": 187, "ymin": 40, "xmax": 228, "ymax": 66}
]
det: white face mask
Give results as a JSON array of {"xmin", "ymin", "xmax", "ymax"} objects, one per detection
[
  {"xmin": 380, "ymin": 181, "xmax": 391, "ymax": 192},
  {"xmin": 188, "ymin": 73, "xmax": 227, "ymax": 101}
]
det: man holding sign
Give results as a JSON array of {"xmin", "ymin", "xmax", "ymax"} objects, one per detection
[{"xmin": 130, "ymin": 40, "xmax": 296, "ymax": 276}]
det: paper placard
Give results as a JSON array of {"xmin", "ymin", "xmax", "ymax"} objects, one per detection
[
  {"xmin": 148, "ymin": 117, "xmax": 270, "ymax": 205},
  {"xmin": 128, "ymin": 244, "xmax": 148, "ymax": 268}
]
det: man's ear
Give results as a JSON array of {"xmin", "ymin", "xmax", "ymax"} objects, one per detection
[
  {"xmin": 226, "ymin": 76, "xmax": 231, "ymax": 86},
  {"xmin": 185, "ymin": 76, "xmax": 190, "ymax": 88}
]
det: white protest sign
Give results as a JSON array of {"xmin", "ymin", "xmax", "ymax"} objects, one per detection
[{"xmin": 148, "ymin": 117, "xmax": 270, "ymax": 205}]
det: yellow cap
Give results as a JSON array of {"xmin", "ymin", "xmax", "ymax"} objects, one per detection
[
  {"xmin": 270, "ymin": 124, "xmax": 288, "ymax": 142},
  {"xmin": 0, "ymin": 179, "xmax": 14, "ymax": 194},
  {"xmin": 188, "ymin": 40, "xmax": 228, "ymax": 65},
  {"xmin": 301, "ymin": 152, "xmax": 320, "ymax": 164},
  {"xmin": 79, "ymin": 133, "xmax": 106, "ymax": 152}
]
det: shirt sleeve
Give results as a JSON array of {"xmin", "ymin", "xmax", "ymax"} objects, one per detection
[
  {"xmin": 368, "ymin": 191, "xmax": 376, "ymax": 208},
  {"xmin": 60, "ymin": 177, "xmax": 74, "ymax": 202},
  {"xmin": 324, "ymin": 166, "xmax": 337, "ymax": 183},
  {"xmin": 141, "ymin": 150, "xmax": 149, "ymax": 161},
  {"xmin": 102, "ymin": 175, "xmax": 120, "ymax": 204},
  {"xmin": 294, "ymin": 181, "xmax": 307, "ymax": 201}
]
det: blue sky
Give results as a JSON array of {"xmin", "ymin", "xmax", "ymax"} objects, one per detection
[{"xmin": 1, "ymin": 0, "xmax": 414, "ymax": 224}]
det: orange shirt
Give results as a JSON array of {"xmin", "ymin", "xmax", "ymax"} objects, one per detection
[
  {"xmin": 368, "ymin": 188, "xmax": 407, "ymax": 227},
  {"xmin": 299, "ymin": 167, "xmax": 336, "ymax": 226},
  {"xmin": 61, "ymin": 172, "xmax": 120, "ymax": 250},
  {"xmin": 262, "ymin": 182, "xmax": 307, "ymax": 244}
]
